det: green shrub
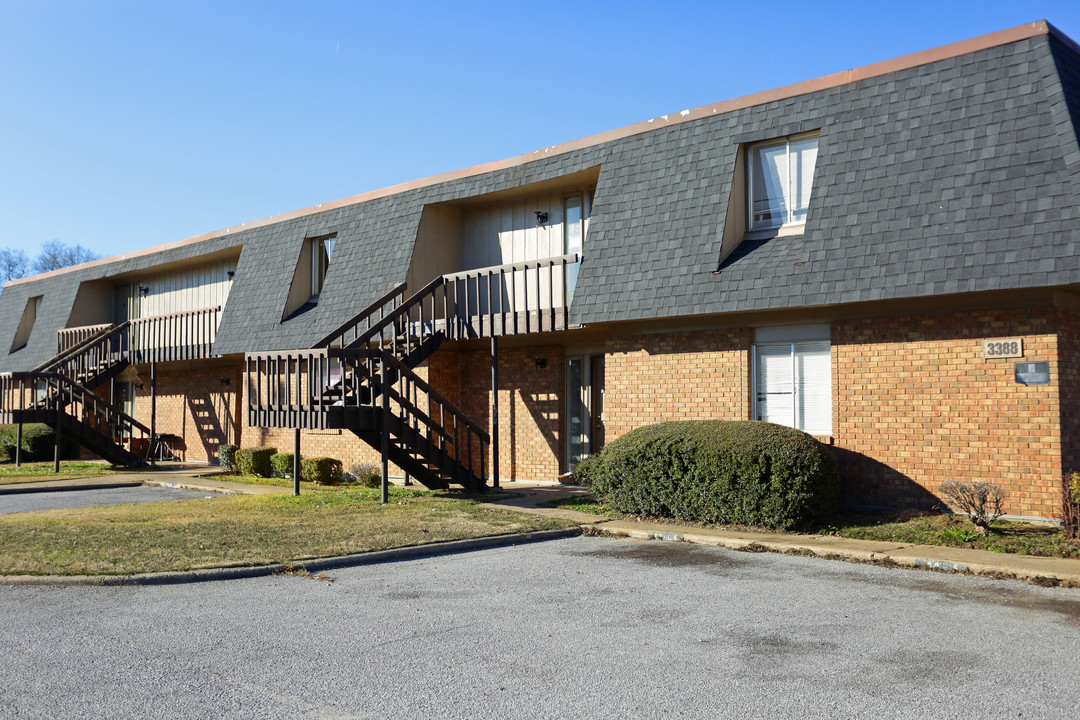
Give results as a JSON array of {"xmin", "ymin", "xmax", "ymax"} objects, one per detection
[
  {"xmin": 571, "ymin": 455, "xmax": 600, "ymax": 485},
  {"xmin": 585, "ymin": 420, "xmax": 839, "ymax": 530},
  {"xmin": 237, "ymin": 446, "xmax": 276, "ymax": 477},
  {"xmin": 217, "ymin": 444, "xmax": 238, "ymax": 471},
  {"xmin": 0, "ymin": 424, "xmax": 56, "ymax": 462},
  {"xmin": 350, "ymin": 462, "xmax": 381, "ymax": 488},
  {"xmin": 271, "ymin": 452, "xmax": 295, "ymax": 478},
  {"xmin": 302, "ymin": 457, "xmax": 343, "ymax": 485}
]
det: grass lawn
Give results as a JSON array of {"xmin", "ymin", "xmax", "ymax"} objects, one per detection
[
  {"xmin": 826, "ymin": 510, "xmax": 1080, "ymax": 559},
  {"xmin": 0, "ymin": 487, "xmax": 578, "ymax": 576},
  {"xmin": 547, "ymin": 494, "xmax": 1080, "ymax": 559},
  {"xmin": 0, "ymin": 461, "xmax": 120, "ymax": 485}
]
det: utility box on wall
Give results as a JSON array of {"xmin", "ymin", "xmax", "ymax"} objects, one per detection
[{"xmin": 1015, "ymin": 361, "xmax": 1050, "ymax": 385}]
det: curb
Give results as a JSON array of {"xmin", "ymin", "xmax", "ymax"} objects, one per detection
[
  {"xmin": 1, "ymin": 527, "xmax": 584, "ymax": 587},
  {"xmin": 0, "ymin": 480, "xmax": 144, "ymax": 495},
  {"xmin": 143, "ymin": 480, "xmax": 246, "ymax": 495},
  {"xmin": 595, "ymin": 525, "xmax": 1080, "ymax": 587}
]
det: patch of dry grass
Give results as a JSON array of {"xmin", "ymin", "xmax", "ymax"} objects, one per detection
[
  {"xmin": 0, "ymin": 487, "xmax": 576, "ymax": 576},
  {"xmin": 828, "ymin": 510, "xmax": 1080, "ymax": 558}
]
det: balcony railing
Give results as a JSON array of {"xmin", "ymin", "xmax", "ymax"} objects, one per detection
[
  {"xmin": 45, "ymin": 306, "xmax": 222, "ymax": 381},
  {"xmin": 58, "ymin": 324, "xmax": 112, "ymax": 355}
]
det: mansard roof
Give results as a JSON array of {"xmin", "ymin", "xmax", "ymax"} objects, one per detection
[{"xmin": 2, "ymin": 20, "xmax": 1078, "ymax": 370}]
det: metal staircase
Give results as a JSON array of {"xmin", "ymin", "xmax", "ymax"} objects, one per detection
[
  {"xmin": 246, "ymin": 253, "xmax": 580, "ymax": 491},
  {"xmin": 0, "ymin": 306, "xmax": 221, "ymax": 466}
]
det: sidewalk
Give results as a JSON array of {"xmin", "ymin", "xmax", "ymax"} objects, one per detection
[{"xmin": 489, "ymin": 483, "xmax": 1080, "ymax": 588}]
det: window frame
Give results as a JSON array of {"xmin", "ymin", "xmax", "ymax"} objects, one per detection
[
  {"xmin": 309, "ymin": 234, "xmax": 336, "ymax": 301},
  {"xmin": 746, "ymin": 131, "xmax": 820, "ymax": 232},
  {"xmin": 752, "ymin": 338, "xmax": 832, "ymax": 436}
]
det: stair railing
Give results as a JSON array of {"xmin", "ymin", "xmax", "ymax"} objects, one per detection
[
  {"xmin": 0, "ymin": 371, "xmax": 152, "ymax": 458},
  {"xmin": 376, "ymin": 349, "xmax": 488, "ymax": 483},
  {"xmin": 312, "ymin": 283, "xmax": 408, "ymax": 349},
  {"xmin": 244, "ymin": 347, "xmax": 489, "ymax": 482}
]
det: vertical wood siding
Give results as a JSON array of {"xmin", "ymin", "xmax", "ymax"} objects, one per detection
[{"xmin": 136, "ymin": 258, "xmax": 237, "ymax": 319}]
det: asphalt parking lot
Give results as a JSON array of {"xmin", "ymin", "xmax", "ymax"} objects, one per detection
[
  {"xmin": 2, "ymin": 535, "xmax": 1078, "ymax": 719},
  {"xmin": 0, "ymin": 486, "xmax": 214, "ymax": 514}
]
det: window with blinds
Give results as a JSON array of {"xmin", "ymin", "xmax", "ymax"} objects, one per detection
[
  {"xmin": 748, "ymin": 132, "xmax": 819, "ymax": 231},
  {"xmin": 754, "ymin": 339, "xmax": 832, "ymax": 435}
]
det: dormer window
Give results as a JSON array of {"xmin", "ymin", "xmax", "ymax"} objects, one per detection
[
  {"xmin": 282, "ymin": 233, "xmax": 338, "ymax": 320},
  {"xmin": 310, "ymin": 234, "xmax": 335, "ymax": 301},
  {"xmin": 748, "ymin": 132, "xmax": 819, "ymax": 231},
  {"xmin": 10, "ymin": 295, "xmax": 42, "ymax": 353}
]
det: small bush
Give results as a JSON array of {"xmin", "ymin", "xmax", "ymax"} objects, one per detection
[
  {"xmin": 940, "ymin": 480, "xmax": 1006, "ymax": 534},
  {"xmin": 571, "ymin": 455, "xmax": 600, "ymax": 485},
  {"xmin": 237, "ymin": 446, "xmax": 277, "ymax": 478},
  {"xmin": 1062, "ymin": 472, "xmax": 1080, "ymax": 539},
  {"xmin": 585, "ymin": 420, "xmax": 839, "ymax": 530},
  {"xmin": 350, "ymin": 462, "xmax": 381, "ymax": 488},
  {"xmin": 303, "ymin": 457, "xmax": 343, "ymax": 485},
  {"xmin": 271, "ymin": 452, "xmax": 295, "ymax": 478},
  {"xmin": 0, "ymin": 424, "xmax": 56, "ymax": 462},
  {"xmin": 217, "ymin": 444, "xmax": 238, "ymax": 472}
]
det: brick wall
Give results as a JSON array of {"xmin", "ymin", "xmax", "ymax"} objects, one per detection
[
  {"xmin": 429, "ymin": 344, "xmax": 564, "ymax": 482},
  {"xmin": 603, "ymin": 328, "xmax": 751, "ymax": 442},
  {"xmin": 833, "ymin": 308, "xmax": 1062, "ymax": 518},
  {"xmin": 130, "ymin": 364, "xmax": 243, "ymax": 464}
]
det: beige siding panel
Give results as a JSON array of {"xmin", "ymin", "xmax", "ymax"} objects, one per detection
[{"xmin": 136, "ymin": 258, "xmax": 236, "ymax": 320}]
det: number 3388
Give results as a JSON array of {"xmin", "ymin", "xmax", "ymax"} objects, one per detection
[{"xmin": 984, "ymin": 339, "xmax": 1022, "ymax": 358}]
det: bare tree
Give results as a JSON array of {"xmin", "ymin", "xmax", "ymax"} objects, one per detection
[
  {"xmin": 31, "ymin": 239, "xmax": 99, "ymax": 274},
  {"xmin": 0, "ymin": 248, "xmax": 30, "ymax": 283}
]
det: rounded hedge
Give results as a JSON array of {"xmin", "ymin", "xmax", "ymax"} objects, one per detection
[{"xmin": 582, "ymin": 420, "xmax": 839, "ymax": 530}]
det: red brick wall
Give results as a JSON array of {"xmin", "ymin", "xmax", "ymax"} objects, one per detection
[
  {"xmin": 833, "ymin": 309, "xmax": 1062, "ymax": 518},
  {"xmin": 429, "ymin": 344, "xmax": 564, "ymax": 482},
  {"xmin": 130, "ymin": 364, "xmax": 243, "ymax": 463},
  {"xmin": 603, "ymin": 329, "xmax": 751, "ymax": 442}
]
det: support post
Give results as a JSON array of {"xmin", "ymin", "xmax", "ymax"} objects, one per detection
[
  {"xmin": 491, "ymin": 336, "xmax": 499, "ymax": 489},
  {"xmin": 381, "ymin": 365, "xmax": 390, "ymax": 505},
  {"xmin": 150, "ymin": 361, "xmax": 157, "ymax": 468},
  {"xmin": 293, "ymin": 427, "xmax": 301, "ymax": 497},
  {"xmin": 53, "ymin": 414, "xmax": 61, "ymax": 474},
  {"xmin": 15, "ymin": 423, "xmax": 22, "ymax": 468}
]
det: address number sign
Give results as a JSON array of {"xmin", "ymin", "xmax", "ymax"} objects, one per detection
[{"xmin": 983, "ymin": 338, "xmax": 1023, "ymax": 359}]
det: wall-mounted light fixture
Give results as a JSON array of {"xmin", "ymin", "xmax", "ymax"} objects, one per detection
[
  {"xmin": 227, "ymin": 271, "xmax": 235, "ymax": 280},
  {"xmin": 534, "ymin": 357, "xmax": 547, "ymax": 369},
  {"xmin": 220, "ymin": 377, "xmax": 231, "ymax": 386},
  {"xmin": 534, "ymin": 211, "xmax": 548, "ymax": 227},
  {"xmin": 138, "ymin": 285, "xmax": 150, "ymax": 297}
]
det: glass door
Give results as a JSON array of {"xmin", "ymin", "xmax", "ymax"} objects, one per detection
[{"xmin": 565, "ymin": 353, "xmax": 605, "ymax": 471}]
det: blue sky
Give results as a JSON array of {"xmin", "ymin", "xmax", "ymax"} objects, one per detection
[{"xmin": 2, "ymin": 1, "xmax": 1079, "ymax": 263}]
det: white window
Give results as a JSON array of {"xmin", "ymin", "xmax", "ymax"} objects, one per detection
[
  {"xmin": 753, "ymin": 325, "xmax": 831, "ymax": 435},
  {"xmin": 748, "ymin": 132, "xmax": 819, "ymax": 231},
  {"xmin": 310, "ymin": 234, "xmax": 335, "ymax": 300},
  {"xmin": 564, "ymin": 194, "xmax": 583, "ymax": 305}
]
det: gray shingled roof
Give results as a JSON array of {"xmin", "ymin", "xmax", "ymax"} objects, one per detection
[
  {"xmin": 2, "ymin": 30, "xmax": 1079, "ymax": 372},
  {"xmin": 571, "ymin": 33, "xmax": 1080, "ymax": 323}
]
